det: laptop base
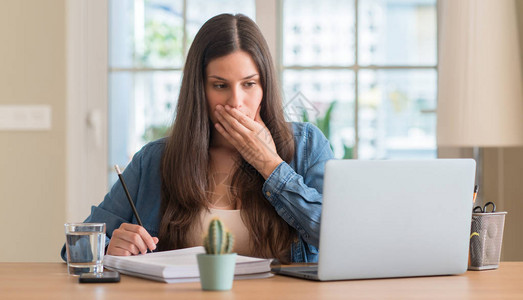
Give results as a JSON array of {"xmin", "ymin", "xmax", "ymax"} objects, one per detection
[{"xmin": 272, "ymin": 266, "xmax": 320, "ymax": 281}]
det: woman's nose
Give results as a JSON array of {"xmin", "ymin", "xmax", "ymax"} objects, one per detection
[{"xmin": 227, "ymin": 85, "xmax": 244, "ymax": 108}]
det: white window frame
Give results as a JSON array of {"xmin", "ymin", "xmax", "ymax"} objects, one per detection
[{"xmin": 66, "ymin": 0, "xmax": 108, "ymax": 222}]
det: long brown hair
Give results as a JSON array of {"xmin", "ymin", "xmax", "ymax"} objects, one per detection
[{"xmin": 158, "ymin": 14, "xmax": 296, "ymax": 262}]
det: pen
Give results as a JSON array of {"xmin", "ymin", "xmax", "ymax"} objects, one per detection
[
  {"xmin": 114, "ymin": 165, "xmax": 152, "ymax": 253},
  {"xmin": 473, "ymin": 185, "xmax": 479, "ymax": 204}
]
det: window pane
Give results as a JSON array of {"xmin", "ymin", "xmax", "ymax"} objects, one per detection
[
  {"xmin": 358, "ymin": 69, "xmax": 437, "ymax": 159},
  {"xmin": 109, "ymin": 0, "xmax": 185, "ymax": 69},
  {"xmin": 282, "ymin": 0, "xmax": 355, "ymax": 66},
  {"xmin": 283, "ymin": 70, "xmax": 356, "ymax": 158},
  {"xmin": 186, "ymin": 0, "xmax": 255, "ymax": 53},
  {"xmin": 109, "ymin": 71, "xmax": 181, "ymax": 184},
  {"xmin": 109, "ymin": 0, "xmax": 135, "ymax": 68},
  {"xmin": 140, "ymin": 0, "xmax": 184, "ymax": 68},
  {"xmin": 358, "ymin": 0, "xmax": 437, "ymax": 66}
]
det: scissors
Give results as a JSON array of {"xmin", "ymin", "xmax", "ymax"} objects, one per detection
[{"xmin": 473, "ymin": 201, "xmax": 496, "ymax": 213}]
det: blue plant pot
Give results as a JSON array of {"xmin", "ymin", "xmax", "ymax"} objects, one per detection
[{"xmin": 197, "ymin": 253, "xmax": 237, "ymax": 291}]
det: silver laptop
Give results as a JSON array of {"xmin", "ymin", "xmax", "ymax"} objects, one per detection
[{"xmin": 275, "ymin": 159, "xmax": 476, "ymax": 281}]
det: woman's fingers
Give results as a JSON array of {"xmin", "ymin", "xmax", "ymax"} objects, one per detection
[
  {"xmin": 224, "ymin": 105, "xmax": 257, "ymax": 131},
  {"xmin": 120, "ymin": 223, "xmax": 158, "ymax": 252},
  {"xmin": 213, "ymin": 105, "xmax": 283, "ymax": 178},
  {"xmin": 214, "ymin": 105, "xmax": 266, "ymax": 143},
  {"xmin": 107, "ymin": 248, "xmax": 131, "ymax": 256},
  {"xmin": 117, "ymin": 229, "xmax": 148, "ymax": 254},
  {"xmin": 214, "ymin": 106, "xmax": 248, "ymax": 141},
  {"xmin": 107, "ymin": 235, "xmax": 140, "ymax": 256},
  {"xmin": 106, "ymin": 223, "xmax": 158, "ymax": 256}
]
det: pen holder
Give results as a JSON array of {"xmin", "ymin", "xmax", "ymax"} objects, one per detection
[{"xmin": 468, "ymin": 212, "xmax": 507, "ymax": 270}]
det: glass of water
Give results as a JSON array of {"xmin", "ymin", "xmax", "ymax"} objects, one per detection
[{"xmin": 64, "ymin": 223, "xmax": 106, "ymax": 276}]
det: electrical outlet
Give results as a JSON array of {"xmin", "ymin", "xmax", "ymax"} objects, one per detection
[{"xmin": 0, "ymin": 105, "xmax": 52, "ymax": 130}]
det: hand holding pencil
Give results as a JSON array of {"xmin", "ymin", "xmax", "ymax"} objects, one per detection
[
  {"xmin": 106, "ymin": 165, "xmax": 159, "ymax": 256},
  {"xmin": 107, "ymin": 223, "xmax": 158, "ymax": 256}
]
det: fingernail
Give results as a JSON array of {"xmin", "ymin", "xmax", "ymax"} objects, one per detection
[
  {"xmin": 216, "ymin": 105, "xmax": 223, "ymax": 111},
  {"xmin": 225, "ymin": 105, "xmax": 231, "ymax": 110}
]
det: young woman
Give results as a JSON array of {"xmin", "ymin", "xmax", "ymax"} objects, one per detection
[{"xmin": 61, "ymin": 14, "xmax": 334, "ymax": 263}]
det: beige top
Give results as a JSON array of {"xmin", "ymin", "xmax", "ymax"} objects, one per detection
[{"xmin": 187, "ymin": 208, "xmax": 252, "ymax": 256}]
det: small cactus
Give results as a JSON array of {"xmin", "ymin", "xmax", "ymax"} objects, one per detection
[{"xmin": 203, "ymin": 218, "xmax": 234, "ymax": 254}]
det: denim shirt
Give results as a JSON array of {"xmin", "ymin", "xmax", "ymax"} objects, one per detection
[{"xmin": 61, "ymin": 122, "xmax": 334, "ymax": 262}]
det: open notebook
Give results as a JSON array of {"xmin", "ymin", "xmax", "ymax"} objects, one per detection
[{"xmin": 104, "ymin": 246, "xmax": 273, "ymax": 283}]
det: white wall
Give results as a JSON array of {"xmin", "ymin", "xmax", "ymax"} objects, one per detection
[
  {"xmin": 483, "ymin": 1, "xmax": 523, "ymax": 261},
  {"xmin": 439, "ymin": 1, "xmax": 523, "ymax": 261},
  {"xmin": 0, "ymin": 0, "xmax": 66, "ymax": 262}
]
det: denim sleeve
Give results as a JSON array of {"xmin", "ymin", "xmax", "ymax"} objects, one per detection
[
  {"xmin": 60, "ymin": 148, "xmax": 145, "ymax": 262},
  {"xmin": 262, "ymin": 123, "xmax": 334, "ymax": 248}
]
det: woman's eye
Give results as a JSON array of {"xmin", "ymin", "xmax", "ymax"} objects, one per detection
[
  {"xmin": 244, "ymin": 81, "xmax": 256, "ymax": 87},
  {"xmin": 214, "ymin": 83, "xmax": 227, "ymax": 89}
]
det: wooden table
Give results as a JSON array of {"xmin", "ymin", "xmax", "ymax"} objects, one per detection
[{"xmin": 1, "ymin": 262, "xmax": 522, "ymax": 299}]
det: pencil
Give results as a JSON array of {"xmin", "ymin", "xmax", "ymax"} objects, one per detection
[
  {"xmin": 114, "ymin": 165, "xmax": 144, "ymax": 226},
  {"xmin": 114, "ymin": 165, "xmax": 152, "ymax": 253},
  {"xmin": 473, "ymin": 185, "xmax": 479, "ymax": 204}
]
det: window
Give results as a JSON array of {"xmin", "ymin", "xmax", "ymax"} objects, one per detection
[
  {"xmin": 108, "ymin": 0, "xmax": 255, "ymax": 185},
  {"xmin": 108, "ymin": 0, "xmax": 438, "ymax": 187},
  {"xmin": 281, "ymin": 0, "xmax": 437, "ymax": 159}
]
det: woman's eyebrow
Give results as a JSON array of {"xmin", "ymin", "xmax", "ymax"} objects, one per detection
[
  {"xmin": 207, "ymin": 74, "xmax": 259, "ymax": 81},
  {"xmin": 242, "ymin": 74, "xmax": 259, "ymax": 79}
]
